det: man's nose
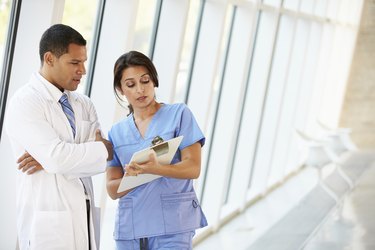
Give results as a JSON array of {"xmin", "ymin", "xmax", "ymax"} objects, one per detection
[{"xmin": 78, "ymin": 64, "xmax": 86, "ymax": 75}]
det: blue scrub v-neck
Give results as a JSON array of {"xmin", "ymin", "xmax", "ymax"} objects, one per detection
[{"xmin": 129, "ymin": 104, "xmax": 164, "ymax": 141}]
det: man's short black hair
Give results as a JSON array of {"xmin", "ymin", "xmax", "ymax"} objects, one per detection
[{"xmin": 39, "ymin": 24, "xmax": 86, "ymax": 63}]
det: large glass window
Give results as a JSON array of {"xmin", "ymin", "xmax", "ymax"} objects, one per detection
[
  {"xmin": 243, "ymin": 11, "xmax": 278, "ymax": 199},
  {"xmin": 283, "ymin": 0, "xmax": 300, "ymax": 11},
  {"xmin": 132, "ymin": 0, "xmax": 158, "ymax": 55},
  {"xmin": 314, "ymin": 0, "xmax": 328, "ymax": 17},
  {"xmin": 337, "ymin": 0, "xmax": 350, "ymax": 23},
  {"xmin": 196, "ymin": 4, "xmax": 235, "ymax": 226},
  {"xmin": 250, "ymin": 14, "xmax": 295, "ymax": 195},
  {"xmin": 300, "ymin": 0, "xmax": 315, "ymax": 14},
  {"xmin": 268, "ymin": 18, "xmax": 310, "ymax": 186},
  {"xmin": 174, "ymin": 0, "xmax": 202, "ymax": 103},
  {"xmin": 62, "ymin": 0, "xmax": 99, "ymax": 94},
  {"xmin": 0, "ymin": 0, "xmax": 11, "ymax": 72},
  {"xmin": 326, "ymin": 0, "xmax": 340, "ymax": 20},
  {"xmin": 305, "ymin": 23, "xmax": 333, "ymax": 134},
  {"xmin": 262, "ymin": 0, "xmax": 282, "ymax": 8},
  {"xmin": 0, "ymin": 0, "xmax": 12, "ymax": 137},
  {"xmin": 284, "ymin": 22, "xmax": 323, "ymax": 173},
  {"xmin": 220, "ymin": 5, "xmax": 259, "ymax": 216},
  {"xmin": 185, "ymin": 1, "xmax": 234, "ymax": 209}
]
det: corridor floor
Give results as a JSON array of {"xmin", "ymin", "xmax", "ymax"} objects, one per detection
[{"xmin": 194, "ymin": 150, "xmax": 375, "ymax": 250}]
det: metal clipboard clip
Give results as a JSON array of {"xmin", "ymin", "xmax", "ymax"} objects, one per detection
[{"xmin": 150, "ymin": 136, "xmax": 169, "ymax": 156}]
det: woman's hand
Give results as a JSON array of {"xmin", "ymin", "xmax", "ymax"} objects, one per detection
[
  {"xmin": 125, "ymin": 151, "xmax": 160, "ymax": 176},
  {"xmin": 127, "ymin": 142, "xmax": 202, "ymax": 179}
]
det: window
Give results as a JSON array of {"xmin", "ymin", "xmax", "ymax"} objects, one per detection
[
  {"xmin": 268, "ymin": 18, "xmax": 310, "ymax": 185},
  {"xmin": 0, "ymin": 0, "xmax": 12, "ymax": 97},
  {"xmin": 283, "ymin": 0, "xmax": 299, "ymax": 11},
  {"xmin": 300, "ymin": 0, "xmax": 315, "ymax": 14},
  {"xmin": 0, "ymin": 0, "xmax": 12, "ymax": 72},
  {"xmin": 174, "ymin": 0, "xmax": 202, "ymax": 103},
  {"xmin": 244, "ymin": 10, "xmax": 278, "ymax": 199},
  {"xmin": 0, "ymin": 0, "xmax": 13, "ymax": 138},
  {"xmin": 221, "ymin": 5, "xmax": 259, "ymax": 215},
  {"xmin": 262, "ymin": 0, "xmax": 282, "ymax": 8},
  {"xmin": 132, "ymin": 0, "xmax": 158, "ymax": 55},
  {"xmin": 62, "ymin": 0, "xmax": 99, "ymax": 94},
  {"xmin": 250, "ymin": 14, "xmax": 295, "ymax": 194}
]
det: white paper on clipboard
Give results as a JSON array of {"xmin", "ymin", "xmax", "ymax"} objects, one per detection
[{"xmin": 117, "ymin": 136, "xmax": 183, "ymax": 193}]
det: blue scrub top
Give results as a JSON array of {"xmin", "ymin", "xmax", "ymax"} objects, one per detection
[{"xmin": 108, "ymin": 103, "xmax": 208, "ymax": 240}]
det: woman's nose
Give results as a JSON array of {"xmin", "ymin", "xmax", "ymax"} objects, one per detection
[{"xmin": 136, "ymin": 84, "xmax": 144, "ymax": 93}]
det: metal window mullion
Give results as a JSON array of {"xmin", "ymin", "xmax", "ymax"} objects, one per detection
[
  {"xmin": 85, "ymin": 0, "xmax": 106, "ymax": 97},
  {"xmin": 184, "ymin": 0, "xmax": 206, "ymax": 104},
  {"xmin": 149, "ymin": 0, "xmax": 163, "ymax": 60}
]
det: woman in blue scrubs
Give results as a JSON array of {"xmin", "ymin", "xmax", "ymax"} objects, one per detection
[{"xmin": 106, "ymin": 51, "xmax": 207, "ymax": 249}]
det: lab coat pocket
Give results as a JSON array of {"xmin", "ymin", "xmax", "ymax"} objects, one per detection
[
  {"xmin": 30, "ymin": 210, "xmax": 74, "ymax": 250},
  {"xmin": 114, "ymin": 199, "xmax": 134, "ymax": 240},
  {"xmin": 161, "ymin": 192, "xmax": 207, "ymax": 234}
]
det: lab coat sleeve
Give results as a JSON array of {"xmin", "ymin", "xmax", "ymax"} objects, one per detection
[{"xmin": 5, "ymin": 92, "xmax": 107, "ymax": 177}]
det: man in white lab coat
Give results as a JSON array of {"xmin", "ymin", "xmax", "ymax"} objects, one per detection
[{"xmin": 5, "ymin": 24, "xmax": 113, "ymax": 250}]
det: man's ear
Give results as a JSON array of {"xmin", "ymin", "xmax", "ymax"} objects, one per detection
[{"xmin": 44, "ymin": 52, "xmax": 54, "ymax": 66}]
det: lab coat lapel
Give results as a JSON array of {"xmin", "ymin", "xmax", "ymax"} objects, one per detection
[{"xmin": 29, "ymin": 75, "xmax": 75, "ymax": 142}]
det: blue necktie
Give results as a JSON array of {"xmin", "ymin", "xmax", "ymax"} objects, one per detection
[{"xmin": 59, "ymin": 93, "xmax": 76, "ymax": 137}]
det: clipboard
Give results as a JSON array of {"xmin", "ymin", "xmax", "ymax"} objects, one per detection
[{"xmin": 117, "ymin": 136, "xmax": 183, "ymax": 193}]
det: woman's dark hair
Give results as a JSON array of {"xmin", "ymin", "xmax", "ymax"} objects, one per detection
[
  {"xmin": 39, "ymin": 24, "xmax": 86, "ymax": 64},
  {"xmin": 113, "ymin": 51, "xmax": 159, "ymax": 115}
]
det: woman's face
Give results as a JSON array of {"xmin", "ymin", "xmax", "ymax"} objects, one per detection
[{"xmin": 118, "ymin": 65, "xmax": 156, "ymax": 110}]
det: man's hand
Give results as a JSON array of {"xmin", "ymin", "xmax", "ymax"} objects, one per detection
[
  {"xmin": 95, "ymin": 129, "xmax": 113, "ymax": 161},
  {"xmin": 17, "ymin": 152, "xmax": 44, "ymax": 175}
]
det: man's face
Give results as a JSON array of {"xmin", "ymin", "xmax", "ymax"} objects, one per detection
[{"xmin": 49, "ymin": 43, "xmax": 87, "ymax": 91}]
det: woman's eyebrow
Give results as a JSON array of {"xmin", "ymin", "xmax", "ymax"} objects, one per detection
[{"xmin": 124, "ymin": 73, "xmax": 149, "ymax": 81}]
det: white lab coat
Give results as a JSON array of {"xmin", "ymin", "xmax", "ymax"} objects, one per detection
[{"xmin": 5, "ymin": 72, "xmax": 108, "ymax": 250}]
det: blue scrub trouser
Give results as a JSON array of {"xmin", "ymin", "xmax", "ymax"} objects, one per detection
[{"xmin": 115, "ymin": 231, "xmax": 194, "ymax": 250}]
